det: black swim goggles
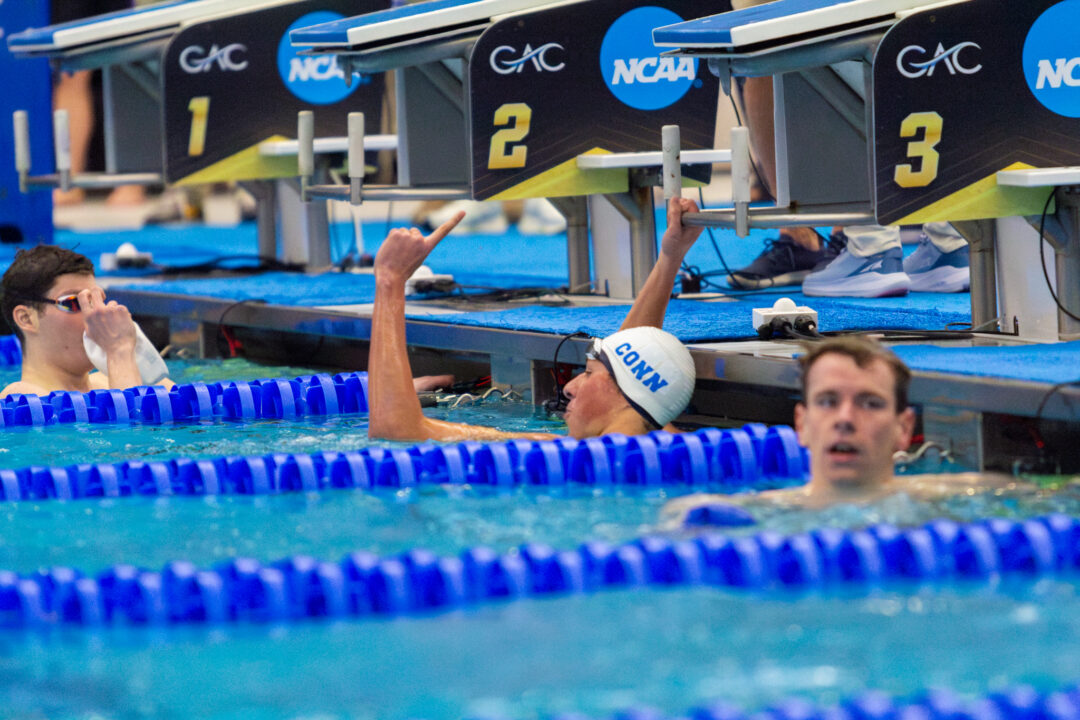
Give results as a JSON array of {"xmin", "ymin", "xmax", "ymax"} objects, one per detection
[{"xmin": 20, "ymin": 293, "xmax": 82, "ymax": 314}]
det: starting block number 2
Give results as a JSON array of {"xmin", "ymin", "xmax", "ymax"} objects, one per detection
[
  {"xmin": 488, "ymin": 102, "xmax": 532, "ymax": 170},
  {"xmin": 894, "ymin": 111, "xmax": 942, "ymax": 189}
]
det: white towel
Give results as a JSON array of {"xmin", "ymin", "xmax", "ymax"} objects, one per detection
[{"xmin": 83, "ymin": 322, "xmax": 170, "ymax": 386}]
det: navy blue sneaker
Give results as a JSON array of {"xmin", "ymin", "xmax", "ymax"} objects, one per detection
[
  {"xmin": 903, "ymin": 233, "xmax": 970, "ymax": 292},
  {"xmin": 803, "ymin": 243, "xmax": 910, "ymax": 297},
  {"xmin": 727, "ymin": 232, "xmax": 835, "ymax": 289}
]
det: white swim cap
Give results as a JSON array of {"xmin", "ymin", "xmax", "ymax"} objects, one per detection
[{"xmin": 590, "ymin": 326, "xmax": 695, "ymax": 428}]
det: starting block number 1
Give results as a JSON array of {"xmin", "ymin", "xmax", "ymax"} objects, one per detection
[
  {"xmin": 488, "ymin": 102, "xmax": 532, "ymax": 170},
  {"xmin": 894, "ymin": 111, "xmax": 942, "ymax": 189},
  {"xmin": 188, "ymin": 96, "xmax": 211, "ymax": 157}
]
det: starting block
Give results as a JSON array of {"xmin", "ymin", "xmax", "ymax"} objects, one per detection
[
  {"xmin": 655, "ymin": 0, "xmax": 1080, "ymax": 340},
  {"xmin": 8, "ymin": 0, "xmax": 389, "ymax": 267},
  {"xmin": 290, "ymin": 0, "xmax": 730, "ymax": 297}
]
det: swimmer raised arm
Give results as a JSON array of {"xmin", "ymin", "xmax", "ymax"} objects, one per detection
[
  {"xmin": 367, "ymin": 198, "xmax": 703, "ymax": 443},
  {"xmin": 620, "ymin": 197, "xmax": 703, "ymax": 330},
  {"xmin": 368, "ymin": 212, "xmax": 557, "ymax": 443}
]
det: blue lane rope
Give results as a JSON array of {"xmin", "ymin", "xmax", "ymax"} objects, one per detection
[
  {"xmin": 552, "ymin": 684, "xmax": 1080, "ymax": 720},
  {"xmin": 0, "ymin": 424, "xmax": 809, "ymax": 502},
  {"xmin": 0, "ymin": 515, "xmax": 1075, "ymax": 627},
  {"xmin": 0, "ymin": 336, "xmax": 19, "ymax": 367},
  {"xmin": 0, "ymin": 371, "xmax": 370, "ymax": 428}
]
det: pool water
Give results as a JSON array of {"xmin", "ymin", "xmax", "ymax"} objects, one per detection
[
  {"xmin": 0, "ymin": 357, "xmax": 564, "ymax": 470},
  {"xmin": 3, "ymin": 579, "xmax": 1080, "ymax": 720},
  {"xmin": 3, "ymin": 357, "xmax": 1080, "ymax": 720}
]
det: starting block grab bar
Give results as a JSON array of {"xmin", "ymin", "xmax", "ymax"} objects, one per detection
[{"xmin": 13, "ymin": 109, "xmax": 163, "ymax": 194}]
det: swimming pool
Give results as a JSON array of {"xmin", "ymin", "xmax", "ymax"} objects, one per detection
[{"xmin": 1, "ymin": 358, "xmax": 1079, "ymax": 720}]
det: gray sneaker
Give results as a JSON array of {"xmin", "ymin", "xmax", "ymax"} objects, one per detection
[
  {"xmin": 803, "ymin": 243, "xmax": 910, "ymax": 298},
  {"xmin": 728, "ymin": 231, "xmax": 836, "ymax": 289}
]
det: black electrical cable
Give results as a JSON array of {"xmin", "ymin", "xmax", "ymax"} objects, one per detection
[
  {"xmin": 1034, "ymin": 378, "xmax": 1080, "ymax": 429},
  {"xmin": 543, "ymin": 331, "xmax": 589, "ymax": 414},
  {"xmin": 1037, "ymin": 188, "xmax": 1080, "ymax": 323},
  {"xmin": 151, "ymin": 255, "xmax": 305, "ymax": 276},
  {"xmin": 214, "ymin": 298, "xmax": 268, "ymax": 357}
]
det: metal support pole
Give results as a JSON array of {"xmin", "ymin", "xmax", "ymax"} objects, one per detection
[
  {"xmin": 1032, "ymin": 186, "xmax": 1080, "ymax": 340},
  {"xmin": 298, "ymin": 110, "xmax": 314, "ymax": 202},
  {"xmin": 548, "ymin": 196, "xmax": 590, "ymax": 294},
  {"xmin": 730, "ymin": 126, "xmax": 751, "ymax": 237},
  {"xmin": 53, "ymin": 109, "xmax": 71, "ymax": 192},
  {"xmin": 348, "ymin": 112, "xmax": 365, "ymax": 205},
  {"xmin": 951, "ymin": 219, "xmax": 998, "ymax": 331},
  {"xmin": 240, "ymin": 180, "xmax": 279, "ymax": 261},
  {"xmin": 661, "ymin": 125, "xmax": 682, "ymax": 201},
  {"xmin": 603, "ymin": 180, "xmax": 657, "ymax": 297},
  {"xmin": 13, "ymin": 111, "xmax": 30, "ymax": 193}
]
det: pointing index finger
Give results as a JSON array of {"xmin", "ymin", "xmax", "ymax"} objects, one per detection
[{"xmin": 424, "ymin": 210, "xmax": 466, "ymax": 247}]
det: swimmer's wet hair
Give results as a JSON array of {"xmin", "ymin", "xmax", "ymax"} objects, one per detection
[
  {"xmin": 1, "ymin": 245, "xmax": 94, "ymax": 341},
  {"xmin": 798, "ymin": 335, "xmax": 911, "ymax": 411}
]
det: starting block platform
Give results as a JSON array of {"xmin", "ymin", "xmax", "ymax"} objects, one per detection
[
  {"xmin": 653, "ymin": 0, "xmax": 1080, "ymax": 341},
  {"xmin": 8, "ymin": 0, "xmax": 391, "ymax": 268}
]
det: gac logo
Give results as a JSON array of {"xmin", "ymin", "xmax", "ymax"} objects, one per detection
[
  {"xmin": 896, "ymin": 42, "xmax": 981, "ymax": 78},
  {"xmin": 489, "ymin": 43, "xmax": 565, "ymax": 75},
  {"xmin": 179, "ymin": 43, "xmax": 248, "ymax": 73}
]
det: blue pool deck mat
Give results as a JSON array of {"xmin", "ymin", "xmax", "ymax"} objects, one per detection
[
  {"xmin": 108, "ymin": 270, "xmax": 972, "ymax": 342},
  {"xmin": 892, "ymin": 342, "xmax": 1080, "ymax": 386},
  {"xmin": 651, "ymin": 0, "xmax": 939, "ymax": 51},
  {"xmin": 7, "ymin": 0, "xmax": 265, "ymax": 55},
  {"xmin": 289, "ymin": 0, "xmax": 570, "ymax": 49}
]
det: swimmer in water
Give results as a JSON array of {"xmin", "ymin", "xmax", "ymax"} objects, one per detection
[
  {"xmin": 367, "ymin": 197, "xmax": 705, "ymax": 442},
  {"xmin": 0, "ymin": 245, "xmax": 173, "ymax": 397},
  {"xmin": 663, "ymin": 335, "xmax": 1020, "ymax": 520}
]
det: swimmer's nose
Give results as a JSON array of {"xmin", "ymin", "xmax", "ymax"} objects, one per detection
[{"xmin": 563, "ymin": 372, "xmax": 582, "ymax": 398}]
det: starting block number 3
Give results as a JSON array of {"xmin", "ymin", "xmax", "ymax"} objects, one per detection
[
  {"xmin": 894, "ymin": 111, "xmax": 942, "ymax": 189},
  {"xmin": 488, "ymin": 103, "xmax": 532, "ymax": 170}
]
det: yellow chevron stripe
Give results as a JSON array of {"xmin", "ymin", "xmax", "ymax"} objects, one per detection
[
  {"xmin": 894, "ymin": 162, "xmax": 1047, "ymax": 224},
  {"xmin": 488, "ymin": 148, "xmax": 628, "ymax": 201},
  {"xmin": 174, "ymin": 136, "xmax": 297, "ymax": 186}
]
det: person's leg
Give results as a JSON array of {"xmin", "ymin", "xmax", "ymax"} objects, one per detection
[
  {"xmin": 803, "ymin": 225, "xmax": 910, "ymax": 297},
  {"xmin": 52, "ymin": 71, "xmax": 94, "ymax": 206},
  {"xmin": 903, "ymin": 221, "xmax": 970, "ymax": 292}
]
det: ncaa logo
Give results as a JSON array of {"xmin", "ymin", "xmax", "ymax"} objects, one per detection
[
  {"xmin": 600, "ymin": 6, "xmax": 699, "ymax": 111},
  {"xmin": 1023, "ymin": 1, "xmax": 1080, "ymax": 117},
  {"xmin": 277, "ymin": 11, "xmax": 359, "ymax": 105}
]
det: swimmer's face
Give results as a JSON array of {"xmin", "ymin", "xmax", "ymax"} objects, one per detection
[
  {"xmin": 24, "ymin": 272, "xmax": 97, "ymax": 373},
  {"xmin": 562, "ymin": 358, "xmax": 626, "ymax": 439},
  {"xmin": 794, "ymin": 353, "xmax": 915, "ymax": 491}
]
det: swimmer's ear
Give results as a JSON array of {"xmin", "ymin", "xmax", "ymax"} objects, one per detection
[
  {"xmin": 11, "ymin": 304, "xmax": 38, "ymax": 335},
  {"xmin": 793, "ymin": 402, "xmax": 806, "ymax": 439},
  {"xmin": 894, "ymin": 406, "xmax": 916, "ymax": 452}
]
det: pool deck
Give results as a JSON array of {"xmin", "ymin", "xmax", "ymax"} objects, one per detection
[
  {"xmin": 109, "ymin": 282, "xmax": 1080, "ymax": 446},
  {"xmin": 12, "ymin": 209, "xmax": 1075, "ymax": 472}
]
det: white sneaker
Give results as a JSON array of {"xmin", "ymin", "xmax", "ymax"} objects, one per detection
[
  {"xmin": 426, "ymin": 200, "xmax": 509, "ymax": 235},
  {"xmin": 517, "ymin": 198, "xmax": 567, "ymax": 235}
]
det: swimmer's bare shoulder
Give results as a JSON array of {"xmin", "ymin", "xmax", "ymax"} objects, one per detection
[
  {"xmin": 661, "ymin": 472, "xmax": 1028, "ymax": 525},
  {"xmin": 659, "ymin": 487, "xmax": 810, "ymax": 527},
  {"xmin": 896, "ymin": 471, "xmax": 1029, "ymax": 498},
  {"xmin": 0, "ymin": 380, "xmax": 48, "ymax": 398}
]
